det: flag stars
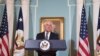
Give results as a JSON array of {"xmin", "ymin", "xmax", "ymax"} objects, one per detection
[
  {"xmin": 84, "ymin": 29, "xmax": 86, "ymax": 31},
  {"xmin": 83, "ymin": 36, "xmax": 85, "ymax": 38},
  {"xmin": 19, "ymin": 18, "xmax": 22, "ymax": 22},
  {"xmin": 5, "ymin": 29, "xmax": 7, "ymax": 30},
  {"xmin": 84, "ymin": 26, "xmax": 86, "ymax": 28},
  {"xmin": 80, "ymin": 6, "xmax": 88, "ymax": 39}
]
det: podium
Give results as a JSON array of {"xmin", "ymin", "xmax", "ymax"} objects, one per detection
[{"xmin": 25, "ymin": 40, "xmax": 67, "ymax": 56}]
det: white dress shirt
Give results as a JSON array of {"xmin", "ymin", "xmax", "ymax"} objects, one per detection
[{"xmin": 45, "ymin": 32, "xmax": 51, "ymax": 40}]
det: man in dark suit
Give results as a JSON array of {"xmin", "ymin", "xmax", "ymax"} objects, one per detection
[{"xmin": 36, "ymin": 20, "xmax": 59, "ymax": 56}]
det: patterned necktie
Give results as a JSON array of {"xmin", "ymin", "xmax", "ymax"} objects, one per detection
[{"xmin": 45, "ymin": 32, "xmax": 48, "ymax": 40}]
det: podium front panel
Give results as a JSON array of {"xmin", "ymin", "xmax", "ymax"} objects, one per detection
[
  {"xmin": 25, "ymin": 40, "xmax": 41, "ymax": 50},
  {"xmin": 25, "ymin": 40, "xmax": 66, "ymax": 51},
  {"xmin": 50, "ymin": 40, "xmax": 66, "ymax": 50}
]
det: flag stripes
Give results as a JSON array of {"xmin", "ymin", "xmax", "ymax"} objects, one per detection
[{"xmin": 0, "ymin": 5, "xmax": 9, "ymax": 56}]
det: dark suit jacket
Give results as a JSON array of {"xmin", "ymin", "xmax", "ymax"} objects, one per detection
[
  {"xmin": 36, "ymin": 32, "xmax": 59, "ymax": 40},
  {"xmin": 36, "ymin": 32, "xmax": 59, "ymax": 56}
]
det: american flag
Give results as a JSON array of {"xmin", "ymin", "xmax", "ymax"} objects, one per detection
[
  {"xmin": 0, "ymin": 5, "xmax": 9, "ymax": 56},
  {"xmin": 77, "ymin": 5, "xmax": 90, "ymax": 56},
  {"xmin": 13, "ymin": 7, "xmax": 24, "ymax": 56},
  {"xmin": 96, "ymin": 8, "xmax": 100, "ymax": 55}
]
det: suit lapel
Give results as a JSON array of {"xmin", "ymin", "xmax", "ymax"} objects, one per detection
[
  {"xmin": 42, "ymin": 32, "xmax": 45, "ymax": 39},
  {"xmin": 49, "ymin": 32, "xmax": 52, "ymax": 40}
]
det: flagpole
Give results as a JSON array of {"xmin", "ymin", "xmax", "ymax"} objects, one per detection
[
  {"xmin": 21, "ymin": 0, "xmax": 29, "ymax": 43},
  {"xmin": 93, "ymin": 0, "xmax": 99, "ymax": 56},
  {"xmin": 76, "ymin": 0, "xmax": 83, "ymax": 51},
  {"xmin": 21, "ymin": 0, "xmax": 30, "ymax": 56},
  {"xmin": 6, "ymin": 0, "xmax": 14, "ymax": 56}
]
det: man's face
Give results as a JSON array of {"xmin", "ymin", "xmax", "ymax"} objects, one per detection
[{"xmin": 44, "ymin": 22, "xmax": 53, "ymax": 32}]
